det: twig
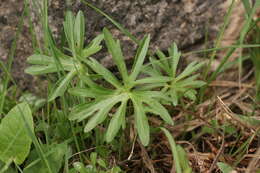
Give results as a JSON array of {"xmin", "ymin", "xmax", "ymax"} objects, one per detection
[{"xmin": 208, "ymin": 133, "xmax": 225, "ymax": 173}]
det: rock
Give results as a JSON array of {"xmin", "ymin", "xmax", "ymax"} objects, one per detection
[{"xmin": 0, "ymin": 0, "xmax": 225, "ymax": 91}]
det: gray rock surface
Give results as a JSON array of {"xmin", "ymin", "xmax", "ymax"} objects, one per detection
[{"xmin": 0, "ymin": 0, "xmax": 225, "ymax": 91}]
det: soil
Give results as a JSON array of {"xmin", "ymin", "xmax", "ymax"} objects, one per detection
[{"xmin": 0, "ymin": 0, "xmax": 225, "ymax": 91}]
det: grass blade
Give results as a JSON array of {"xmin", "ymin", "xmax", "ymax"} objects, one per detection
[{"xmin": 160, "ymin": 128, "xmax": 182, "ymax": 173}]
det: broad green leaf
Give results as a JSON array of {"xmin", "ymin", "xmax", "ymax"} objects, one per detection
[
  {"xmin": 103, "ymin": 28, "xmax": 129, "ymax": 83},
  {"xmin": 74, "ymin": 11, "xmax": 85, "ymax": 50},
  {"xmin": 106, "ymin": 100, "xmax": 127, "ymax": 142},
  {"xmin": 130, "ymin": 35, "xmax": 150, "ymax": 81},
  {"xmin": 48, "ymin": 70, "xmax": 77, "ymax": 101},
  {"xmin": 132, "ymin": 97, "xmax": 150, "ymax": 146},
  {"xmin": 23, "ymin": 143, "xmax": 67, "ymax": 173},
  {"xmin": 0, "ymin": 102, "xmax": 33, "ymax": 165}
]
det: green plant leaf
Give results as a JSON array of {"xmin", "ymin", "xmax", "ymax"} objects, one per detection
[
  {"xmin": 68, "ymin": 87, "xmax": 110, "ymax": 98},
  {"xmin": 160, "ymin": 127, "xmax": 182, "ymax": 173},
  {"xmin": 175, "ymin": 62, "xmax": 204, "ymax": 82},
  {"xmin": 0, "ymin": 102, "xmax": 33, "ymax": 165},
  {"xmin": 23, "ymin": 143, "xmax": 67, "ymax": 173},
  {"xmin": 63, "ymin": 11, "xmax": 75, "ymax": 49},
  {"xmin": 155, "ymin": 50, "xmax": 171, "ymax": 74},
  {"xmin": 84, "ymin": 94, "xmax": 126, "ymax": 132},
  {"xmin": 105, "ymin": 99, "xmax": 127, "ymax": 142},
  {"xmin": 26, "ymin": 54, "xmax": 55, "ymax": 65},
  {"xmin": 86, "ymin": 58, "xmax": 122, "ymax": 88},
  {"xmin": 143, "ymin": 99, "xmax": 173, "ymax": 125},
  {"xmin": 103, "ymin": 28, "xmax": 129, "ymax": 83},
  {"xmin": 134, "ymin": 76, "xmax": 171, "ymax": 85},
  {"xmin": 74, "ymin": 11, "xmax": 85, "ymax": 50},
  {"xmin": 48, "ymin": 70, "xmax": 77, "ymax": 101},
  {"xmin": 177, "ymin": 145, "xmax": 192, "ymax": 173},
  {"xmin": 132, "ymin": 97, "xmax": 150, "ymax": 146},
  {"xmin": 82, "ymin": 34, "xmax": 104, "ymax": 58},
  {"xmin": 130, "ymin": 35, "xmax": 150, "ymax": 81},
  {"xmin": 25, "ymin": 64, "xmax": 58, "ymax": 75},
  {"xmin": 168, "ymin": 43, "xmax": 181, "ymax": 78},
  {"xmin": 90, "ymin": 152, "xmax": 97, "ymax": 166}
]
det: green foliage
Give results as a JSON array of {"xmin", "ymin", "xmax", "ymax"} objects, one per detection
[
  {"xmin": 23, "ymin": 143, "xmax": 67, "ymax": 173},
  {"xmin": 0, "ymin": 103, "xmax": 33, "ymax": 165},
  {"xmin": 25, "ymin": 10, "xmax": 104, "ymax": 101},
  {"xmin": 146, "ymin": 43, "xmax": 205, "ymax": 105},
  {"xmin": 161, "ymin": 127, "xmax": 192, "ymax": 173},
  {"xmin": 24, "ymin": 10, "xmax": 205, "ymax": 147},
  {"xmin": 69, "ymin": 28, "xmax": 174, "ymax": 146},
  {"xmin": 70, "ymin": 152, "xmax": 123, "ymax": 173}
]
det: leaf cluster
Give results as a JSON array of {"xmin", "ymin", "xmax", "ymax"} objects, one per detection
[{"xmin": 25, "ymin": 11, "xmax": 205, "ymax": 146}]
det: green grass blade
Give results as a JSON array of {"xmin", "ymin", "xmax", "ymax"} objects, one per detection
[
  {"xmin": 160, "ymin": 128, "xmax": 182, "ymax": 173},
  {"xmin": 204, "ymin": 0, "xmax": 235, "ymax": 79}
]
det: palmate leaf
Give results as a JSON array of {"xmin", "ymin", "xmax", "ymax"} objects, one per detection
[
  {"xmin": 144, "ymin": 42, "xmax": 205, "ymax": 105},
  {"xmin": 0, "ymin": 102, "xmax": 33, "ymax": 165},
  {"xmin": 69, "ymin": 93, "xmax": 127, "ymax": 124},
  {"xmin": 69, "ymin": 29, "xmax": 174, "ymax": 146},
  {"xmin": 25, "ymin": 11, "xmax": 104, "ymax": 102}
]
